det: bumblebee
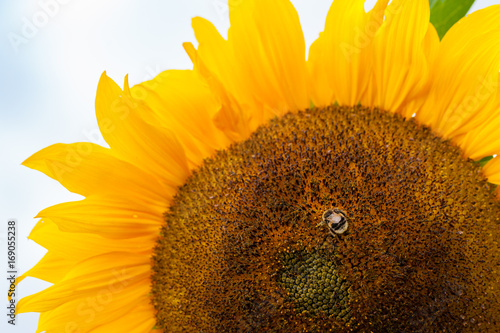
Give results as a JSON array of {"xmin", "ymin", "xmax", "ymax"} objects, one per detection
[{"xmin": 317, "ymin": 208, "xmax": 349, "ymax": 236}]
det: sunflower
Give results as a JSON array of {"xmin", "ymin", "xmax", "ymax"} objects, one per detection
[{"xmin": 17, "ymin": 0, "xmax": 500, "ymax": 332}]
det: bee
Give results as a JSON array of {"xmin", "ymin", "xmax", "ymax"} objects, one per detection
[{"xmin": 317, "ymin": 208, "xmax": 349, "ymax": 236}]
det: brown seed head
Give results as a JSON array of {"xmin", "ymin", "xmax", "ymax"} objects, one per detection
[{"xmin": 152, "ymin": 106, "xmax": 500, "ymax": 332}]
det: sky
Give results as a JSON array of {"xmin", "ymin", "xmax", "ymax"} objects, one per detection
[{"xmin": 1, "ymin": 0, "xmax": 499, "ymax": 332}]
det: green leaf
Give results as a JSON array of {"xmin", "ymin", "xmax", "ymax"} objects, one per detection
[
  {"xmin": 475, "ymin": 155, "xmax": 494, "ymax": 167},
  {"xmin": 429, "ymin": 0, "xmax": 476, "ymax": 39}
]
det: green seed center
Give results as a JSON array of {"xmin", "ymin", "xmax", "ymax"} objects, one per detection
[{"xmin": 278, "ymin": 249, "xmax": 351, "ymax": 321}]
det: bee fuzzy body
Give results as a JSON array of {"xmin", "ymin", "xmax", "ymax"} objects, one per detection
[{"xmin": 318, "ymin": 208, "xmax": 349, "ymax": 237}]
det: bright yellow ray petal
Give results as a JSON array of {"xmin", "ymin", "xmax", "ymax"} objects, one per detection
[
  {"xmin": 483, "ymin": 156, "xmax": 500, "ymax": 184},
  {"xmin": 308, "ymin": 0, "xmax": 389, "ymax": 107},
  {"xmin": 27, "ymin": 219, "xmax": 154, "ymax": 260},
  {"xmin": 454, "ymin": 74, "xmax": 500, "ymax": 159},
  {"xmin": 188, "ymin": 18, "xmax": 265, "ymax": 140},
  {"xmin": 37, "ymin": 195, "xmax": 162, "ymax": 239},
  {"xmin": 191, "ymin": 17, "xmax": 253, "ymax": 111},
  {"xmin": 184, "ymin": 40, "xmax": 261, "ymax": 142},
  {"xmin": 17, "ymin": 252, "xmax": 149, "ymax": 314},
  {"xmin": 96, "ymin": 72, "xmax": 190, "ymax": 188},
  {"xmin": 87, "ymin": 302, "xmax": 156, "ymax": 333},
  {"xmin": 16, "ymin": 217, "xmax": 157, "ymax": 294},
  {"xmin": 15, "ymin": 252, "xmax": 73, "ymax": 285},
  {"xmin": 15, "ymin": 215, "xmax": 153, "ymax": 290},
  {"xmin": 131, "ymin": 70, "xmax": 232, "ymax": 167},
  {"xmin": 364, "ymin": 0, "xmax": 434, "ymax": 113},
  {"xmin": 228, "ymin": 0, "xmax": 309, "ymax": 113},
  {"xmin": 415, "ymin": 5, "xmax": 500, "ymax": 158},
  {"xmin": 307, "ymin": 32, "xmax": 331, "ymax": 107},
  {"xmin": 402, "ymin": 23, "xmax": 440, "ymax": 118},
  {"xmin": 456, "ymin": 110, "xmax": 500, "ymax": 159},
  {"xmin": 192, "ymin": 0, "xmax": 309, "ymax": 117},
  {"xmin": 22, "ymin": 143, "xmax": 174, "ymax": 206},
  {"xmin": 34, "ymin": 283, "xmax": 150, "ymax": 333}
]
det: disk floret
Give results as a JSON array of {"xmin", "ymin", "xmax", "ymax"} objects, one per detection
[{"xmin": 278, "ymin": 249, "xmax": 351, "ymax": 321}]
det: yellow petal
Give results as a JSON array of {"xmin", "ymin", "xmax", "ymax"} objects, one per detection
[
  {"xmin": 192, "ymin": 0, "xmax": 309, "ymax": 116},
  {"xmin": 27, "ymin": 219, "xmax": 154, "ymax": 260},
  {"xmin": 364, "ymin": 0, "xmax": 435, "ymax": 113},
  {"xmin": 17, "ymin": 216, "xmax": 156, "ymax": 287},
  {"xmin": 457, "ymin": 104, "xmax": 500, "ymax": 159},
  {"xmin": 16, "ymin": 252, "xmax": 73, "ymax": 285},
  {"xmin": 483, "ymin": 156, "xmax": 500, "ymax": 184},
  {"xmin": 131, "ymin": 70, "xmax": 232, "ymax": 167},
  {"xmin": 230, "ymin": 0, "xmax": 309, "ymax": 112},
  {"xmin": 191, "ymin": 17, "xmax": 253, "ymax": 111},
  {"xmin": 308, "ymin": 0, "xmax": 389, "ymax": 107},
  {"xmin": 307, "ymin": 32, "xmax": 332, "ymax": 107},
  {"xmin": 34, "ymin": 284, "xmax": 151, "ymax": 333},
  {"xmin": 87, "ymin": 301, "xmax": 156, "ymax": 333},
  {"xmin": 415, "ymin": 5, "xmax": 500, "ymax": 159},
  {"xmin": 22, "ymin": 143, "xmax": 174, "ymax": 206},
  {"xmin": 17, "ymin": 252, "xmax": 149, "ymax": 314},
  {"xmin": 96, "ymin": 72, "xmax": 190, "ymax": 188},
  {"xmin": 453, "ymin": 72, "xmax": 500, "ymax": 159},
  {"xmin": 188, "ymin": 19, "xmax": 262, "ymax": 141},
  {"xmin": 402, "ymin": 23, "xmax": 440, "ymax": 118},
  {"xmin": 185, "ymin": 40, "xmax": 263, "ymax": 142},
  {"xmin": 15, "ymin": 216, "xmax": 152, "ymax": 288},
  {"xmin": 38, "ymin": 195, "xmax": 162, "ymax": 239}
]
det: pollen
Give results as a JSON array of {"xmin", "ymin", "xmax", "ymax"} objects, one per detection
[{"xmin": 151, "ymin": 106, "xmax": 500, "ymax": 332}]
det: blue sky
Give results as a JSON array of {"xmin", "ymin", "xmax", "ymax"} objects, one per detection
[{"xmin": 1, "ymin": 0, "xmax": 499, "ymax": 331}]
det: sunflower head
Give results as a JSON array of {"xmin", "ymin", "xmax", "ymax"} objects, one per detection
[
  {"xmin": 16, "ymin": 0, "xmax": 500, "ymax": 332},
  {"xmin": 152, "ymin": 106, "xmax": 500, "ymax": 332}
]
